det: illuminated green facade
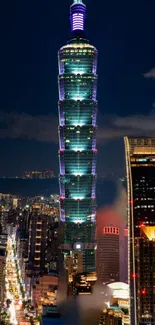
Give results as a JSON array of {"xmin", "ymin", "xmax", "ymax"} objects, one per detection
[{"xmin": 58, "ymin": 0, "xmax": 98, "ymax": 272}]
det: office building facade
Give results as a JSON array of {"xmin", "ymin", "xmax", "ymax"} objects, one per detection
[
  {"xmin": 58, "ymin": 0, "xmax": 98, "ymax": 272},
  {"xmin": 72, "ymin": 271, "xmax": 96, "ymax": 297},
  {"xmin": 137, "ymin": 226, "xmax": 155, "ymax": 324},
  {"xmin": 28, "ymin": 210, "xmax": 59, "ymax": 274},
  {"xmin": 124, "ymin": 137, "xmax": 155, "ymax": 325},
  {"xmin": 119, "ymin": 226, "xmax": 128, "ymax": 284},
  {"xmin": 96, "ymin": 226, "xmax": 120, "ymax": 283}
]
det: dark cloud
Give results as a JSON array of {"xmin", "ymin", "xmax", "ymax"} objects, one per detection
[
  {"xmin": 0, "ymin": 111, "xmax": 155, "ymax": 144},
  {"xmin": 97, "ymin": 114, "xmax": 155, "ymax": 143},
  {"xmin": 0, "ymin": 111, "xmax": 58, "ymax": 142},
  {"xmin": 143, "ymin": 67, "xmax": 155, "ymax": 79}
]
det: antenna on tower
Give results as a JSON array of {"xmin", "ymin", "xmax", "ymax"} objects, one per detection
[{"xmin": 74, "ymin": 0, "xmax": 83, "ymax": 3}]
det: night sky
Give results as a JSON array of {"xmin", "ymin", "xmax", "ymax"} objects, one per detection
[{"xmin": 0, "ymin": 0, "xmax": 155, "ymax": 176}]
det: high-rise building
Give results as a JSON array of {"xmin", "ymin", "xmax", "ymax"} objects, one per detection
[
  {"xmin": 32, "ymin": 275, "xmax": 58, "ymax": 311},
  {"xmin": 58, "ymin": 0, "xmax": 98, "ymax": 273},
  {"xmin": 96, "ymin": 226, "xmax": 120, "ymax": 283},
  {"xmin": 119, "ymin": 226, "xmax": 128, "ymax": 284},
  {"xmin": 100, "ymin": 282, "xmax": 129, "ymax": 325},
  {"xmin": 28, "ymin": 209, "xmax": 59, "ymax": 274},
  {"xmin": 0, "ymin": 206, "xmax": 5, "ymax": 233},
  {"xmin": 72, "ymin": 271, "xmax": 97, "ymax": 297},
  {"xmin": 137, "ymin": 226, "xmax": 155, "ymax": 324},
  {"xmin": 123, "ymin": 227, "xmax": 128, "ymax": 284},
  {"xmin": 124, "ymin": 137, "xmax": 155, "ymax": 325},
  {"xmin": 17, "ymin": 209, "xmax": 29, "ymax": 239}
]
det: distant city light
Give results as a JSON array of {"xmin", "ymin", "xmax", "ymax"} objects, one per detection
[
  {"xmin": 76, "ymin": 243, "xmax": 81, "ymax": 249},
  {"xmin": 108, "ymin": 282, "xmax": 129, "ymax": 300},
  {"xmin": 132, "ymin": 273, "xmax": 136, "ymax": 279},
  {"xmin": 72, "ymin": 70, "xmax": 85, "ymax": 75},
  {"xmin": 73, "ymin": 196, "xmax": 84, "ymax": 200},
  {"xmin": 74, "ymin": 148, "xmax": 84, "ymax": 152},
  {"xmin": 73, "ymin": 173, "xmax": 83, "ymax": 176},
  {"xmin": 72, "ymin": 97, "xmax": 84, "ymax": 101}
]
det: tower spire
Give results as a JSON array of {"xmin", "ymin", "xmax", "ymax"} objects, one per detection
[{"xmin": 70, "ymin": 0, "xmax": 86, "ymax": 33}]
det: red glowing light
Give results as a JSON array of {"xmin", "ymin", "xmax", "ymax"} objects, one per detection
[
  {"xmin": 60, "ymin": 196, "xmax": 64, "ymax": 200},
  {"xmin": 132, "ymin": 273, "xmax": 136, "ymax": 279},
  {"xmin": 139, "ymin": 222, "xmax": 145, "ymax": 228},
  {"xmin": 103, "ymin": 226, "xmax": 119, "ymax": 235},
  {"xmin": 141, "ymin": 289, "xmax": 146, "ymax": 295},
  {"xmin": 124, "ymin": 228, "xmax": 128, "ymax": 237},
  {"xmin": 130, "ymin": 200, "xmax": 133, "ymax": 205}
]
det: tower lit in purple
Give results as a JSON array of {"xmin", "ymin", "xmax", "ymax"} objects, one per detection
[
  {"xmin": 58, "ymin": 0, "xmax": 98, "ymax": 272},
  {"xmin": 70, "ymin": 0, "xmax": 86, "ymax": 32}
]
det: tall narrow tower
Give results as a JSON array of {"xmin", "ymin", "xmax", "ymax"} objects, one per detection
[
  {"xmin": 58, "ymin": 0, "xmax": 98, "ymax": 273},
  {"xmin": 124, "ymin": 137, "xmax": 155, "ymax": 325}
]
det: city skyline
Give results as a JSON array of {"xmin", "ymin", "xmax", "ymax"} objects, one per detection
[
  {"xmin": 1, "ymin": 0, "xmax": 155, "ymax": 323},
  {"xmin": 0, "ymin": 0, "xmax": 155, "ymax": 177}
]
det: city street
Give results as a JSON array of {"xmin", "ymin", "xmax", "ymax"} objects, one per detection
[{"xmin": 5, "ymin": 235, "xmax": 25, "ymax": 324}]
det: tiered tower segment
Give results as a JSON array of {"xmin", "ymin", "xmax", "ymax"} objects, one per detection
[{"xmin": 58, "ymin": 0, "xmax": 98, "ymax": 272}]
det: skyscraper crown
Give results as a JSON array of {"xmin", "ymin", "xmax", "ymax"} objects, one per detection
[{"xmin": 70, "ymin": 0, "xmax": 86, "ymax": 33}]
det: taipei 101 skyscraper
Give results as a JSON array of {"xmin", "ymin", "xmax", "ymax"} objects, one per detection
[{"xmin": 58, "ymin": 0, "xmax": 98, "ymax": 273}]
